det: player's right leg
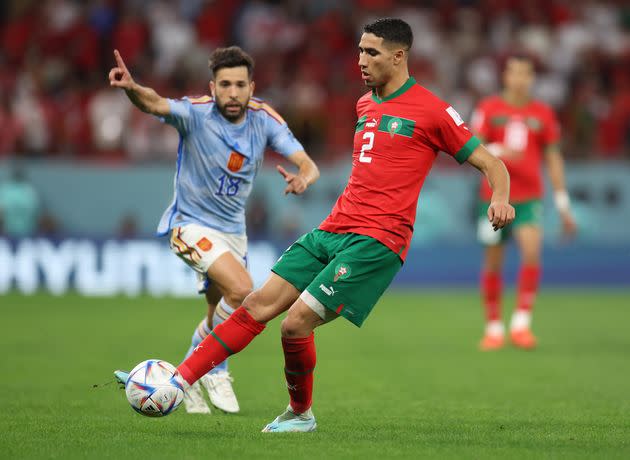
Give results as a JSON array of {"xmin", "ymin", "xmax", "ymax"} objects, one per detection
[
  {"xmin": 176, "ymin": 272, "xmax": 301, "ymax": 386},
  {"xmin": 477, "ymin": 202, "xmax": 508, "ymax": 350}
]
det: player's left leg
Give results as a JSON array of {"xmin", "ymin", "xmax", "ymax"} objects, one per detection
[
  {"xmin": 512, "ymin": 223, "xmax": 542, "ymax": 349},
  {"xmin": 199, "ymin": 251, "xmax": 253, "ymax": 413},
  {"xmin": 171, "ymin": 224, "xmax": 252, "ymax": 412},
  {"xmin": 261, "ymin": 300, "xmax": 327, "ymax": 433},
  {"xmin": 263, "ymin": 231, "xmax": 402, "ymax": 433}
]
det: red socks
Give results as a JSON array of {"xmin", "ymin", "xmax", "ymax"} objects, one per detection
[
  {"xmin": 177, "ymin": 307, "xmax": 265, "ymax": 385},
  {"xmin": 481, "ymin": 270, "xmax": 502, "ymax": 322},
  {"xmin": 282, "ymin": 334, "xmax": 316, "ymax": 414},
  {"xmin": 517, "ymin": 265, "xmax": 540, "ymax": 312}
]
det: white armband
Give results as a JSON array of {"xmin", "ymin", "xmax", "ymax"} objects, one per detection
[
  {"xmin": 485, "ymin": 143, "xmax": 503, "ymax": 157},
  {"xmin": 554, "ymin": 190, "xmax": 570, "ymax": 212}
]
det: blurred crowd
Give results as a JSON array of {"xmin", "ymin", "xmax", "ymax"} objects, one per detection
[{"xmin": 1, "ymin": 0, "xmax": 629, "ymax": 163}]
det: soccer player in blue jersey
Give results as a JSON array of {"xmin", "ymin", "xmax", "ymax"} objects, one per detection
[{"xmin": 108, "ymin": 47, "xmax": 319, "ymax": 414}]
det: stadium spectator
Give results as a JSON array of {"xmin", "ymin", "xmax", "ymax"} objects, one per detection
[
  {"xmin": 0, "ymin": 0, "xmax": 628, "ymax": 161},
  {"xmin": 0, "ymin": 165, "xmax": 40, "ymax": 237}
]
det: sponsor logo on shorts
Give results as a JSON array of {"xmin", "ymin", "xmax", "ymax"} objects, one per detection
[
  {"xmin": 319, "ymin": 284, "xmax": 336, "ymax": 296},
  {"xmin": 333, "ymin": 263, "xmax": 351, "ymax": 282},
  {"xmin": 196, "ymin": 237, "xmax": 213, "ymax": 251}
]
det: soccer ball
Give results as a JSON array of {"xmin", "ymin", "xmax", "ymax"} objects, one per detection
[{"xmin": 125, "ymin": 359, "xmax": 184, "ymax": 417}]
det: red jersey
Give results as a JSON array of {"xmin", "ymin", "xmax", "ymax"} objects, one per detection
[
  {"xmin": 471, "ymin": 95, "xmax": 560, "ymax": 202},
  {"xmin": 319, "ymin": 77, "xmax": 479, "ymax": 261}
]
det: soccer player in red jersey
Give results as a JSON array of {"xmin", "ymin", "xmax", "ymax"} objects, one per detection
[
  {"xmin": 168, "ymin": 18, "xmax": 514, "ymax": 432},
  {"xmin": 472, "ymin": 55, "xmax": 577, "ymax": 351}
]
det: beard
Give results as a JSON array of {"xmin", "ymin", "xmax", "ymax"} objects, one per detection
[{"xmin": 216, "ymin": 98, "xmax": 249, "ymax": 122}]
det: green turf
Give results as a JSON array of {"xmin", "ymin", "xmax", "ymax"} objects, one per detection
[{"xmin": 1, "ymin": 289, "xmax": 629, "ymax": 459}]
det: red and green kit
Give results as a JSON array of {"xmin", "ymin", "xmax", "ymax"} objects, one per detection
[
  {"xmin": 273, "ymin": 78, "xmax": 480, "ymax": 327},
  {"xmin": 320, "ymin": 77, "xmax": 480, "ymax": 261},
  {"xmin": 472, "ymin": 95, "xmax": 560, "ymax": 203}
]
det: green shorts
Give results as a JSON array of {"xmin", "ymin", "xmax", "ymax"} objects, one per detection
[
  {"xmin": 272, "ymin": 229, "xmax": 402, "ymax": 327},
  {"xmin": 477, "ymin": 199, "xmax": 543, "ymax": 245}
]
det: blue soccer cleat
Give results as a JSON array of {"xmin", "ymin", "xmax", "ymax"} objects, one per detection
[
  {"xmin": 114, "ymin": 370, "xmax": 129, "ymax": 387},
  {"xmin": 261, "ymin": 406, "xmax": 317, "ymax": 433}
]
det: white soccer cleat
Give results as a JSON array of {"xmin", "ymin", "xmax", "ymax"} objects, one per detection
[
  {"xmin": 262, "ymin": 405, "xmax": 317, "ymax": 433},
  {"xmin": 200, "ymin": 371, "xmax": 240, "ymax": 414},
  {"xmin": 183, "ymin": 381, "xmax": 212, "ymax": 414}
]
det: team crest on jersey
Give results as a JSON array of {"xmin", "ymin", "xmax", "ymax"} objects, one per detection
[
  {"xmin": 378, "ymin": 115, "xmax": 415, "ymax": 138},
  {"xmin": 333, "ymin": 263, "xmax": 351, "ymax": 282},
  {"xmin": 525, "ymin": 116, "xmax": 542, "ymax": 131},
  {"xmin": 227, "ymin": 151, "xmax": 245, "ymax": 172},
  {"xmin": 387, "ymin": 117, "xmax": 403, "ymax": 137}
]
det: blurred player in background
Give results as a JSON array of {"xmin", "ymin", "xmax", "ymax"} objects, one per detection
[
  {"xmin": 472, "ymin": 55, "xmax": 577, "ymax": 351},
  {"xmin": 108, "ymin": 47, "xmax": 319, "ymax": 413},
  {"xmin": 168, "ymin": 18, "xmax": 515, "ymax": 432}
]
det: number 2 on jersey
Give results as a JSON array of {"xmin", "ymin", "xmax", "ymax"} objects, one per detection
[{"xmin": 359, "ymin": 132, "xmax": 374, "ymax": 163}]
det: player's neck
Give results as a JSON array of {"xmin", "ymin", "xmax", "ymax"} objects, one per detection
[
  {"xmin": 502, "ymin": 90, "xmax": 530, "ymax": 107},
  {"xmin": 375, "ymin": 72, "xmax": 411, "ymax": 100}
]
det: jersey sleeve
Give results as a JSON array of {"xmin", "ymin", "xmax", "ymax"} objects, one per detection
[
  {"xmin": 263, "ymin": 103, "xmax": 304, "ymax": 157},
  {"xmin": 542, "ymin": 105, "xmax": 561, "ymax": 151},
  {"xmin": 470, "ymin": 100, "xmax": 491, "ymax": 142},
  {"xmin": 430, "ymin": 104, "xmax": 481, "ymax": 164},
  {"xmin": 160, "ymin": 97, "xmax": 203, "ymax": 134}
]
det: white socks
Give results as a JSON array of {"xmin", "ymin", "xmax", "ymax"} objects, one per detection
[
  {"xmin": 485, "ymin": 320, "xmax": 505, "ymax": 337},
  {"xmin": 510, "ymin": 310, "xmax": 532, "ymax": 332}
]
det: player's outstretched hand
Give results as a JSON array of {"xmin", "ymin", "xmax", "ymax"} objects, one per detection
[
  {"xmin": 108, "ymin": 50, "xmax": 135, "ymax": 90},
  {"xmin": 277, "ymin": 165, "xmax": 308, "ymax": 195},
  {"xmin": 488, "ymin": 201, "xmax": 515, "ymax": 231},
  {"xmin": 560, "ymin": 211, "xmax": 577, "ymax": 238}
]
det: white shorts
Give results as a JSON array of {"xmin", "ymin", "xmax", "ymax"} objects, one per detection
[{"xmin": 169, "ymin": 224, "xmax": 247, "ymax": 293}]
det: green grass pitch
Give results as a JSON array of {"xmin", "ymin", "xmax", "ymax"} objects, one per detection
[{"xmin": 1, "ymin": 289, "xmax": 629, "ymax": 459}]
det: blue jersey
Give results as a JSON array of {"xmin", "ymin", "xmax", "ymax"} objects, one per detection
[{"xmin": 157, "ymin": 96, "xmax": 304, "ymax": 236}]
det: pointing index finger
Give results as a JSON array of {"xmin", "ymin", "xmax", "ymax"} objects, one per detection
[
  {"xmin": 276, "ymin": 165, "xmax": 289, "ymax": 179},
  {"xmin": 114, "ymin": 49, "xmax": 128, "ymax": 71}
]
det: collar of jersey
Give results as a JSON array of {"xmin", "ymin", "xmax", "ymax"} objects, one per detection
[
  {"xmin": 211, "ymin": 106, "xmax": 250, "ymax": 157},
  {"xmin": 371, "ymin": 76, "xmax": 416, "ymax": 104}
]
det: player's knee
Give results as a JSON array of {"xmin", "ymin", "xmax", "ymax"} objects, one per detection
[
  {"xmin": 241, "ymin": 289, "xmax": 267, "ymax": 321},
  {"xmin": 224, "ymin": 283, "xmax": 253, "ymax": 308},
  {"xmin": 522, "ymin": 254, "xmax": 540, "ymax": 266},
  {"xmin": 281, "ymin": 310, "xmax": 311, "ymax": 338}
]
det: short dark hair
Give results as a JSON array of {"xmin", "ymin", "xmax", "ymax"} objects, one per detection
[
  {"xmin": 363, "ymin": 18, "xmax": 413, "ymax": 50},
  {"xmin": 504, "ymin": 53, "xmax": 538, "ymax": 71},
  {"xmin": 208, "ymin": 46, "xmax": 255, "ymax": 80}
]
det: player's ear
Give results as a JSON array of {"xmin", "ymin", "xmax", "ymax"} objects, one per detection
[
  {"xmin": 249, "ymin": 80, "xmax": 255, "ymax": 98},
  {"xmin": 209, "ymin": 80, "xmax": 215, "ymax": 98},
  {"xmin": 393, "ymin": 48, "xmax": 405, "ymax": 65}
]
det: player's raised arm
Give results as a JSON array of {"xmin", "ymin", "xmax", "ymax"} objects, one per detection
[
  {"xmin": 467, "ymin": 145, "xmax": 515, "ymax": 230},
  {"xmin": 277, "ymin": 151, "xmax": 320, "ymax": 195},
  {"xmin": 108, "ymin": 50, "xmax": 170, "ymax": 116}
]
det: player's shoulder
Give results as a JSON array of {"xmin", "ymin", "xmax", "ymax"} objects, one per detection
[
  {"xmin": 409, "ymin": 83, "xmax": 450, "ymax": 109},
  {"xmin": 247, "ymin": 97, "xmax": 286, "ymax": 125},
  {"xmin": 475, "ymin": 95, "xmax": 503, "ymax": 111},
  {"xmin": 530, "ymin": 99, "xmax": 556, "ymax": 116},
  {"xmin": 178, "ymin": 94, "xmax": 214, "ymax": 113}
]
